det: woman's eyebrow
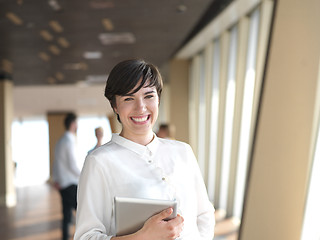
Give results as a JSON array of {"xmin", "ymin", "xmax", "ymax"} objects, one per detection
[
  {"xmin": 121, "ymin": 93, "xmax": 134, "ymax": 97},
  {"xmin": 121, "ymin": 90, "xmax": 155, "ymax": 97},
  {"xmin": 144, "ymin": 90, "xmax": 155, "ymax": 95}
]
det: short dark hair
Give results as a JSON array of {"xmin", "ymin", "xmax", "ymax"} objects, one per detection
[
  {"xmin": 104, "ymin": 59, "xmax": 163, "ymax": 110},
  {"xmin": 64, "ymin": 113, "xmax": 77, "ymax": 130}
]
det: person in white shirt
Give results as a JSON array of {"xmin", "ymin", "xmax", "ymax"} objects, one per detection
[
  {"xmin": 52, "ymin": 112, "xmax": 81, "ymax": 240},
  {"xmin": 74, "ymin": 59, "xmax": 215, "ymax": 240}
]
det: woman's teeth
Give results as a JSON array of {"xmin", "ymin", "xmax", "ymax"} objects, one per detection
[{"xmin": 131, "ymin": 116, "xmax": 148, "ymax": 122}]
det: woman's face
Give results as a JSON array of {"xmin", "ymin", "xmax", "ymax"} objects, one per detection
[{"xmin": 114, "ymin": 81, "xmax": 159, "ymax": 143}]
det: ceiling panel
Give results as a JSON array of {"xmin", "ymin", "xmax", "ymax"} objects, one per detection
[{"xmin": 1, "ymin": 0, "xmax": 219, "ymax": 86}]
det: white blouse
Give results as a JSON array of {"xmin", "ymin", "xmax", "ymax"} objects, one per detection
[{"xmin": 74, "ymin": 133, "xmax": 215, "ymax": 240}]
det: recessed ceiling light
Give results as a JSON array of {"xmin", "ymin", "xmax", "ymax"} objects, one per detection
[
  {"xmin": 47, "ymin": 77, "xmax": 56, "ymax": 84},
  {"xmin": 102, "ymin": 18, "xmax": 114, "ymax": 31},
  {"xmin": 1, "ymin": 59, "xmax": 13, "ymax": 74},
  {"xmin": 98, "ymin": 33, "xmax": 136, "ymax": 45},
  {"xmin": 64, "ymin": 62, "xmax": 88, "ymax": 71},
  {"xmin": 48, "ymin": 45, "xmax": 61, "ymax": 55},
  {"xmin": 83, "ymin": 51, "xmax": 102, "ymax": 59},
  {"xmin": 48, "ymin": 0, "xmax": 61, "ymax": 11},
  {"xmin": 176, "ymin": 4, "xmax": 187, "ymax": 13},
  {"xmin": 40, "ymin": 30, "xmax": 53, "ymax": 41},
  {"xmin": 38, "ymin": 52, "xmax": 51, "ymax": 61},
  {"xmin": 55, "ymin": 72, "xmax": 64, "ymax": 81},
  {"xmin": 57, "ymin": 37, "xmax": 70, "ymax": 48},
  {"xmin": 49, "ymin": 20, "xmax": 63, "ymax": 33},
  {"xmin": 6, "ymin": 12, "xmax": 23, "ymax": 25}
]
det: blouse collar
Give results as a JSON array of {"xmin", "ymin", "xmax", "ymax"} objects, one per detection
[{"xmin": 111, "ymin": 133, "xmax": 159, "ymax": 157}]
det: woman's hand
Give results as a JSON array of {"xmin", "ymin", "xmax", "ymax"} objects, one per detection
[
  {"xmin": 111, "ymin": 208, "xmax": 184, "ymax": 240},
  {"xmin": 138, "ymin": 208, "xmax": 184, "ymax": 240}
]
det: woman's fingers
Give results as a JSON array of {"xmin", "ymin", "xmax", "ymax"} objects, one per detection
[
  {"xmin": 154, "ymin": 208, "xmax": 173, "ymax": 221},
  {"xmin": 169, "ymin": 213, "xmax": 184, "ymax": 224},
  {"xmin": 141, "ymin": 209, "xmax": 184, "ymax": 240},
  {"xmin": 169, "ymin": 214, "xmax": 184, "ymax": 237}
]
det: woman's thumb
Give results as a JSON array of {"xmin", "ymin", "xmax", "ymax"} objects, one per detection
[{"xmin": 157, "ymin": 208, "xmax": 173, "ymax": 221}]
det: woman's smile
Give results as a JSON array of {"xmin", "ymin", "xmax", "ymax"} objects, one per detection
[{"xmin": 131, "ymin": 115, "xmax": 150, "ymax": 123}]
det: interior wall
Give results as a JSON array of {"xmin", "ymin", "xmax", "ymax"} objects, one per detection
[
  {"xmin": 168, "ymin": 59, "xmax": 190, "ymax": 143},
  {"xmin": 240, "ymin": 0, "xmax": 320, "ymax": 239},
  {"xmin": 13, "ymin": 84, "xmax": 113, "ymax": 118},
  {"xmin": 47, "ymin": 112, "xmax": 69, "ymax": 181}
]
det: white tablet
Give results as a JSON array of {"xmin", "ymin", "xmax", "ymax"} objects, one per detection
[{"xmin": 114, "ymin": 196, "xmax": 178, "ymax": 236}]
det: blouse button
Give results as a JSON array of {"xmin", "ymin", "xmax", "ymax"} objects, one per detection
[
  {"xmin": 148, "ymin": 160, "xmax": 152, "ymax": 163},
  {"xmin": 162, "ymin": 177, "xmax": 166, "ymax": 181}
]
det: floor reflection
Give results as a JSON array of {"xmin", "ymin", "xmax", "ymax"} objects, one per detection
[{"xmin": 0, "ymin": 184, "xmax": 75, "ymax": 240}]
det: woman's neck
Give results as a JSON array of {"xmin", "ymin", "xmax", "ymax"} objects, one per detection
[{"xmin": 119, "ymin": 131, "xmax": 154, "ymax": 146}]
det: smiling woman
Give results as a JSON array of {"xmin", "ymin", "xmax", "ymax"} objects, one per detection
[
  {"xmin": 74, "ymin": 59, "xmax": 215, "ymax": 240},
  {"xmin": 104, "ymin": 59, "xmax": 163, "ymax": 146},
  {"xmin": 114, "ymin": 86, "xmax": 159, "ymax": 146}
]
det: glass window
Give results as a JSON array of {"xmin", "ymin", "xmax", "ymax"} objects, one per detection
[
  {"xmin": 301, "ymin": 58, "xmax": 320, "ymax": 239},
  {"xmin": 12, "ymin": 117, "xmax": 50, "ymax": 187},
  {"xmin": 198, "ymin": 52, "xmax": 207, "ymax": 176},
  {"xmin": 76, "ymin": 116, "xmax": 112, "ymax": 168},
  {"xmin": 11, "ymin": 115, "xmax": 112, "ymax": 187},
  {"xmin": 207, "ymin": 39, "xmax": 221, "ymax": 202},
  {"xmin": 301, "ymin": 120, "xmax": 320, "ymax": 240},
  {"xmin": 189, "ymin": 56, "xmax": 201, "ymax": 154},
  {"xmin": 233, "ymin": 8, "xmax": 260, "ymax": 218},
  {"xmin": 219, "ymin": 25, "xmax": 238, "ymax": 210}
]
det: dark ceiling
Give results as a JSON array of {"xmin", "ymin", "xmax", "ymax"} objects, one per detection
[{"xmin": 0, "ymin": 0, "xmax": 230, "ymax": 86}]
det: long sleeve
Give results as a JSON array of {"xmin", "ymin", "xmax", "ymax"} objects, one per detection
[
  {"xmin": 74, "ymin": 155, "xmax": 114, "ymax": 240},
  {"xmin": 187, "ymin": 144, "xmax": 215, "ymax": 240}
]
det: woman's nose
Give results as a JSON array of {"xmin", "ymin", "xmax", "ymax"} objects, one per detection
[{"xmin": 134, "ymin": 98, "xmax": 147, "ymax": 112}]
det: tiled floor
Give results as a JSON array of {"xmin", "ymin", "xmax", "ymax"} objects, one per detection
[{"xmin": 0, "ymin": 184, "xmax": 75, "ymax": 240}]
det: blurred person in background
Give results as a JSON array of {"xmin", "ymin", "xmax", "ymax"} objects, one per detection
[
  {"xmin": 156, "ymin": 123, "xmax": 176, "ymax": 139},
  {"xmin": 52, "ymin": 112, "xmax": 81, "ymax": 240},
  {"xmin": 88, "ymin": 126, "xmax": 104, "ymax": 154}
]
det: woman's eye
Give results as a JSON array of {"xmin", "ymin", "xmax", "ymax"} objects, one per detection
[
  {"xmin": 145, "ymin": 95, "xmax": 154, "ymax": 99},
  {"xmin": 124, "ymin": 97, "xmax": 133, "ymax": 101}
]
